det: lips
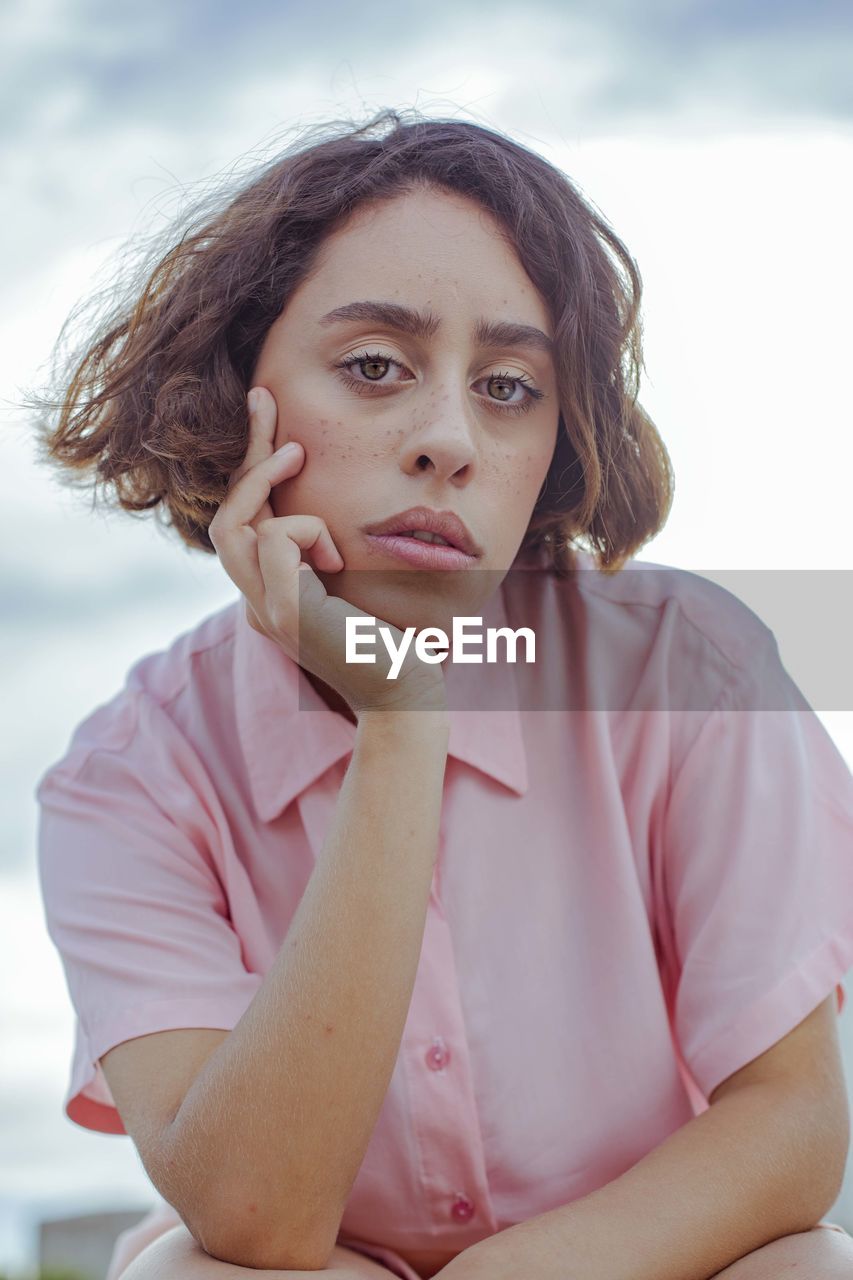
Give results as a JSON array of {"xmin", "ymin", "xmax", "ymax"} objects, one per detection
[{"xmin": 363, "ymin": 507, "xmax": 481, "ymax": 557}]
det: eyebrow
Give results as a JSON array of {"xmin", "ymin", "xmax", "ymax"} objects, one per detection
[{"xmin": 318, "ymin": 300, "xmax": 555, "ymax": 359}]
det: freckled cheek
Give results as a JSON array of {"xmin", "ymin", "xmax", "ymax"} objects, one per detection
[
  {"xmin": 269, "ymin": 419, "xmax": 373, "ymax": 523},
  {"xmin": 271, "ymin": 461, "xmax": 342, "ymax": 522},
  {"xmin": 271, "ymin": 399, "xmax": 327, "ymax": 455},
  {"xmin": 492, "ymin": 449, "xmax": 547, "ymax": 500}
]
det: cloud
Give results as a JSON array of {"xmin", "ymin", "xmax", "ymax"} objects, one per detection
[
  {"xmin": 2, "ymin": 0, "xmax": 852, "ymax": 149},
  {"xmin": 2, "ymin": 0, "xmax": 850, "ymax": 304},
  {"xmin": 576, "ymin": 0, "xmax": 853, "ymax": 125}
]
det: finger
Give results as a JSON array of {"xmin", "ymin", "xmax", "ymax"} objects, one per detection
[
  {"xmin": 209, "ymin": 447, "xmax": 304, "ymax": 607},
  {"xmin": 228, "ymin": 390, "xmax": 281, "ymax": 534},
  {"xmin": 215, "ymin": 443, "xmax": 304, "ymax": 536},
  {"xmin": 256, "ymin": 514, "xmax": 344, "ymax": 603},
  {"xmin": 229, "ymin": 386, "xmax": 280, "ymax": 489},
  {"xmin": 264, "ymin": 514, "xmax": 345, "ymax": 573},
  {"xmin": 254, "ymin": 518, "xmax": 333, "ymax": 658}
]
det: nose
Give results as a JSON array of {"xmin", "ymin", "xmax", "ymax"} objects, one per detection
[{"xmin": 398, "ymin": 387, "xmax": 478, "ymax": 485}]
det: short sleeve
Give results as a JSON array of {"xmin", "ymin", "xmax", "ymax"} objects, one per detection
[
  {"xmin": 659, "ymin": 631, "xmax": 853, "ymax": 1102},
  {"xmin": 35, "ymin": 692, "xmax": 263, "ymax": 1134}
]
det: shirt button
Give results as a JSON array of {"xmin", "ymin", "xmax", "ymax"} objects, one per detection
[
  {"xmin": 425, "ymin": 1037, "xmax": 450, "ymax": 1071},
  {"xmin": 451, "ymin": 1194, "xmax": 475, "ymax": 1223}
]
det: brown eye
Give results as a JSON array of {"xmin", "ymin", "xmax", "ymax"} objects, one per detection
[
  {"xmin": 334, "ymin": 350, "xmax": 546, "ymax": 416},
  {"xmin": 487, "ymin": 375, "xmax": 515, "ymax": 402},
  {"xmin": 335, "ymin": 350, "xmax": 402, "ymax": 388},
  {"xmin": 361, "ymin": 356, "xmax": 390, "ymax": 381}
]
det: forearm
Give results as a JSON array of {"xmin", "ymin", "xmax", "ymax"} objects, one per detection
[
  {"xmin": 160, "ymin": 710, "xmax": 450, "ymax": 1269},
  {"xmin": 443, "ymin": 1082, "xmax": 840, "ymax": 1280}
]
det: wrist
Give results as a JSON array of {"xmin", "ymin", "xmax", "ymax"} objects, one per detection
[{"xmin": 355, "ymin": 705, "xmax": 451, "ymax": 740}]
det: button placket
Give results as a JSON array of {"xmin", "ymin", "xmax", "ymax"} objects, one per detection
[
  {"xmin": 425, "ymin": 1036, "xmax": 450, "ymax": 1071},
  {"xmin": 400, "ymin": 887, "xmax": 497, "ymax": 1237},
  {"xmin": 450, "ymin": 1193, "xmax": 475, "ymax": 1223}
]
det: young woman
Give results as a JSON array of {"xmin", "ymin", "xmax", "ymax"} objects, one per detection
[{"xmin": 32, "ymin": 109, "xmax": 853, "ymax": 1280}]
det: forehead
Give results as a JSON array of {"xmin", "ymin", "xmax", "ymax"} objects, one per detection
[
  {"xmin": 330, "ymin": 184, "xmax": 502, "ymax": 239},
  {"xmin": 291, "ymin": 187, "xmax": 551, "ymax": 330}
]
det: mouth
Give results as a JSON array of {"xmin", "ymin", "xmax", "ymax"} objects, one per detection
[
  {"xmin": 363, "ymin": 532, "xmax": 478, "ymax": 570},
  {"xmin": 362, "ymin": 507, "xmax": 482, "ymax": 558}
]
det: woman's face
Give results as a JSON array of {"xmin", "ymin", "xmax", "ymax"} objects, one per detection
[{"xmin": 251, "ymin": 184, "xmax": 559, "ymax": 631}]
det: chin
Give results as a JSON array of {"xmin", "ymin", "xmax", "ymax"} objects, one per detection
[{"xmin": 315, "ymin": 564, "xmax": 488, "ymax": 634}]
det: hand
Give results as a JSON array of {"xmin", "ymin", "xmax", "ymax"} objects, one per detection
[{"xmin": 208, "ymin": 385, "xmax": 448, "ymax": 719}]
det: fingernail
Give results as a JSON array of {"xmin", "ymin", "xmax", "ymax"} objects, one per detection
[
  {"xmin": 274, "ymin": 442, "xmax": 298, "ymax": 457},
  {"xmin": 247, "ymin": 390, "xmax": 258, "ymax": 413}
]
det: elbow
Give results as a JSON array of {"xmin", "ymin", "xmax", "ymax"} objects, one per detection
[
  {"xmin": 186, "ymin": 1224, "xmax": 328, "ymax": 1272},
  {"xmin": 785, "ymin": 1094, "xmax": 851, "ymax": 1232},
  {"xmin": 223, "ymin": 1235, "xmax": 335, "ymax": 1273},
  {"xmin": 194, "ymin": 1239, "xmax": 328, "ymax": 1272},
  {"xmin": 187, "ymin": 1197, "xmax": 341, "ymax": 1272},
  {"xmin": 813, "ymin": 1094, "xmax": 850, "ymax": 1219},
  {"xmin": 150, "ymin": 1128, "xmax": 344, "ymax": 1270},
  {"xmin": 814, "ymin": 1139, "xmax": 850, "ymax": 1225}
]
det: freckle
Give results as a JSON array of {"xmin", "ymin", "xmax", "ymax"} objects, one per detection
[
  {"xmin": 324, "ymin": 1024, "xmax": 334, "ymax": 1033},
  {"xmin": 247, "ymin": 1203, "xmax": 257, "ymax": 1214}
]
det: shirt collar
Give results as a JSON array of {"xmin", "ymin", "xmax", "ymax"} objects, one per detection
[{"xmin": 234, "ymin": 582, "xmax": 529, "ymax": 823}]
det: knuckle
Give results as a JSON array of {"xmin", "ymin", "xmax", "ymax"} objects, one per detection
[
  {"xmin": 266, "ymin": 602, "xmax": 289, "ymax": 635},
  {"xmin": 208, "ymin": 515, "xmax": 232, "ymax": 546}
]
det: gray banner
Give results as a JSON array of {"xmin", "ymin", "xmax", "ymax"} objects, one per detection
[{"xmin": 295, "ymin": 565, "xmax": 853, "ymax": 712}]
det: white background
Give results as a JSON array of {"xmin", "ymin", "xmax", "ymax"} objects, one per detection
[{"xmin": 2, "ymin": 0, "xmax": 852, "ymax": 1271}]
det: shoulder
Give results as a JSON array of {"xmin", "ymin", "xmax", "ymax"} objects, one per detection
[
  {"xmin": 36, "ymin": 598, "xmax": 241, "ymax": 792},
  {"xmin": 575, "ymin": 549, "xmax": 776, "ymax": 677},
  {"xmin": 522, "ymin": 548, "xmax": 779, "ymax": 697},
  {"xmin": 504, "ymin": 547, "xmax": 788, "ymax": 732},
  {"xmin": 124, "ymin": 597, "xmax": 241, "ymax": 707}
]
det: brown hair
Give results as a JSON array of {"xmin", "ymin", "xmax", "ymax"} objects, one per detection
[{"xmin": 26, "ymin": 106, "xmax": 673, "ymax": 576}]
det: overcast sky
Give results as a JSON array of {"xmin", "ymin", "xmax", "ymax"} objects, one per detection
[
  {"xmin": 2, "ymin": 2, "xmax": 853, "ymax": 1267},
  {"xmin": 3, "ymin": 0, "xmax": 853, "ymax": 290}
]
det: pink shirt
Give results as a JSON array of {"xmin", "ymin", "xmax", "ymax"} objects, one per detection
[{"xmin": 36, "ymin": 548, "xmax": 853, "ymax": 1279}]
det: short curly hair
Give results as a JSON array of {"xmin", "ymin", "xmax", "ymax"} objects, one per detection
[{"xmin": 26, "ymin": 106, "xmax": 674, "ymax": 576}]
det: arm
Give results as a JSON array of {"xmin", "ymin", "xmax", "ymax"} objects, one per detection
[
  {"xmin": 156, "ymin": 709, "xmax": 450, "ymax": 1270},
  {"xmin": 437, "ymin": 995, "xmax": 849, "ymax": 1280}
]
